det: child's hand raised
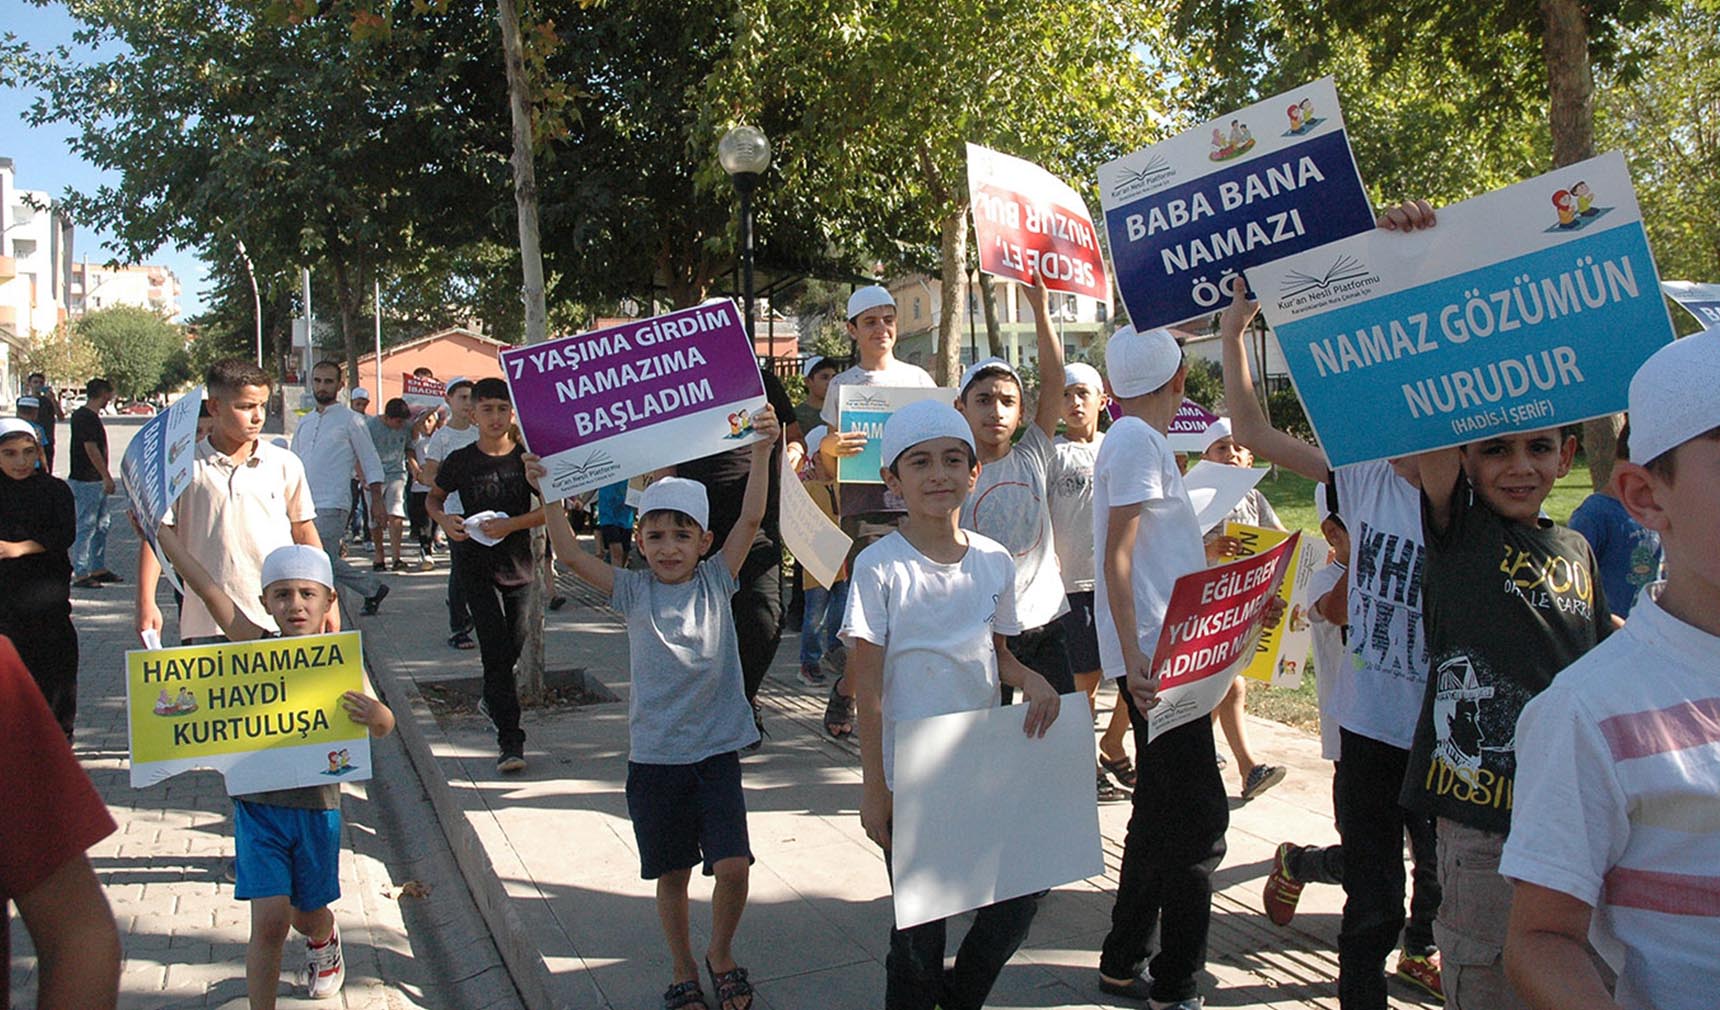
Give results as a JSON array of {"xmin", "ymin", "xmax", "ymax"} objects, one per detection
[
  {"xmin": 522, "ymin": 453, "xmax": 547, "ymax": 491},
  {"xmin": 750, "ymin": 408, "xmax": 781, "ymax": 453}
]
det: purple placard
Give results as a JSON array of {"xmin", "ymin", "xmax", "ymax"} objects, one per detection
[{"xmin": 501, "ymin": 301, "xmax": 768, "ymax": 498}]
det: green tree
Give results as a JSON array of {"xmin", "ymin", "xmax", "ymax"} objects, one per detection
[
  {"xmin": 77, "ymin": 305, "xmax": 185, "ymax": 399},
  {"xmin": 24, "ymin": 323, "xmax": 103, "ymax": 388},
  {"xmin": 706, "ymin": 1, "xmax": 1174, "ymax": 383}
]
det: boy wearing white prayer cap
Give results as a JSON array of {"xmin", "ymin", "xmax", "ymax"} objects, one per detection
[
  {"xmin": 816, "ymin": 284, "xmax": 938, "ymax": 439},
  {"xmin": 838, "ymin": 397, "xmax": 1061, "ymax": 1010},
  {"xmin": 151, "ymin": 532, "xmax": 395, "ymax": 1009},
  {"xmin": 526, "ymin": 407, "xmax": 781, "ymax": 1010},
  {"xmin": 1503, "ymin": 326, "xmax": 1720, "ymax": 1010},
  {"xmin": 1094, "ymin": 322, "xmax": 1234, "ymax": 1005}
]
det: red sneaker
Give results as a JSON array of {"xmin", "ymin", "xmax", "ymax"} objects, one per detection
[
  {"xmin": 1396, "ymin": 951, "xmax": 1444, "ymax": 1003},
  {"xmin": 1262, "ymin": 842, "xmax": 1306, "ymax": 926}
]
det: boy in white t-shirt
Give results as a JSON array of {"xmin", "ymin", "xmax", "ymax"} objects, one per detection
[
  {"xmin": 1092, "ymin": 323, "xmax": 1227, "ymax": 1007},
  {"xmin": 841, "ymin": 399, "xmax": 1061, "ymax": 1010},
  {"xmin": 1502, "ymin": 328, "xmax": 1720, "ymax": 1010},
  {"xmin": 955, "ymin": 275, "xmax": 1072, "ymax": 707},
  {"xmin": 1220, "ymin": 204, "xmax": 1446, "ymax": 1008},
  {"xmin": 1051, "ymin": 361, "xmax": 1134, "ymax": 803}
]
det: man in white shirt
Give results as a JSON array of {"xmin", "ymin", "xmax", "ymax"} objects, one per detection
[
  {"xmin": 418, "ymin": 377, "xmax": 480, "ymax": 648},
  {"xmin": 290, "ymin": 360, "xmax": 389, "ymax": 615},
  {"xmin": 816, "ymin": 285, "xmax": 938, "ymax": 442}
]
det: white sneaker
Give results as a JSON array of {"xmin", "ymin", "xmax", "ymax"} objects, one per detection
[{"xmin": 303, "ymin": 920, "xmax": 345, "ymax": 999}]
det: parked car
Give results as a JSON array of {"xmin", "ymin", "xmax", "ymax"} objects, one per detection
[{"xmin": 119, "ymin": 401, "xmax": 157, "ymax": 416}]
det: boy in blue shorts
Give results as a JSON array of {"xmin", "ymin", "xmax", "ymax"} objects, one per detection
[
  {"xmin": 842, "ymin": 398, "xmax": 1062, "ymax": 1010},
  {"xmin": 153, "ymin": 532, "xmax": 396, "ymax": 1009},
  {"xmin": 528, "ymin": 406, "xmax": 779, "ymax": 1010}
]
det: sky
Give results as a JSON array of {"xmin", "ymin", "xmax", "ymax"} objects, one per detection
[{"xmin": 1, "ymin": 1, "xmax": 212, "ymax": 316}]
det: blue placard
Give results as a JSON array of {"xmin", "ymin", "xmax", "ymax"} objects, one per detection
[
  {"xmin": 1250, "ymin": 151, "xmax": 1675, "ymax": 466},
  {"xmin": 835, "ymin": 386, "xmax": 952, "ymax": 485},
  {"xmin": 1661, "ymin": 281, "xmax": 1720, "ymax": 327},
  {"xmin": 1098, "ymin": 78, "xmax": 1375, "ymax": 331}
]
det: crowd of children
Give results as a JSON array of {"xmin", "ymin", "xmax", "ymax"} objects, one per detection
[{"xmin": 7, "ymin": 242, "xmax": 1718, "ymax": 1010}]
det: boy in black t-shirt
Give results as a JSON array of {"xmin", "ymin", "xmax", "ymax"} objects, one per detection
[
  {"xmin": 1402, "ymin": 427, "xmax": 1611, "ymax": 1010},
  {"xmin": 427, "ymin": 378, "xmax": 546, "ymax": 773}
]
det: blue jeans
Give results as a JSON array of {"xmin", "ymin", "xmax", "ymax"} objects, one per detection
[
  {"xmin": 799, "ymin": 580, "xmax": 848, "ymax": 666},
  {"xmin": 69, "ymin": 479, "xmax": 111, "ymax": 577}
]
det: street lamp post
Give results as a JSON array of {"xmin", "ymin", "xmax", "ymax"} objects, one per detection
[{"xmin": 718, "ymin": 125, "xmax": 771, "ymax": 353}]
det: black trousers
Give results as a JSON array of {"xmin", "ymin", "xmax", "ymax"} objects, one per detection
[
  {"xmin": 1333, "ymin": 729, "xmax": 1442, "ymax": 1009},
  {"xmin": 446, "ymin": 542, "xmax": 473, "ymax": 636},
  {"xmin": 1286, "ymin": 762, "xmax": 1440, "ymax": 958},
  {"xmin": 1099, "ymin": 686, "xmax": 1228, "ymax": 1002},
  {"xmin": 407, "ymin": 490, "xmax": 432, "ymax": 553},
  {"xmin": 454, "ymin": 548, "xmax": 527, "ymax": 753},
  {"xmin": 733, "ymin": 541, "xmax": 784, "ymax": 704},
  {"xmin": 884, "ymin": 846, "xmax": 1038, "ymax": 1010},
  {"xmin": 6, "ymin": 608, "xmax": 78, "ymax": 737},
  {"xmin": 1000, "ymin": 620, "xmax": 1076, "ymax": 704}
]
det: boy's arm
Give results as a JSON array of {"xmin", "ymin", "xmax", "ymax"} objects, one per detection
[
  {"xmin": 995, "ymin": 634, "xmax": 1061, "ymax": 737},
  {"xmin": 137, "ymin": 529, "xmax": 164, "ymax": 637},
  {"xmin": 1504, "ymin": 882, "xmax": 1619, "ymax": 1010},
  {"xmin": 153, "ymin": 525, "xmax": 266, "ymax": 641},
  {"xmin": 849, "ymin": 637, "xmax": 891, "ymax": 851},
  {"xmin": 1023, "ymin": 275, "xmax": 1065, "ymax": 437},
  {"xmin": 1415, "ymin": 447, "xmax": 1463, "ymax": 536},
  {"xmin": 1104, "ymin": 502, "xmax": 1158, "ymax": 713},
  {"xmin": 341, "ymin": 676, "xmax": 396, "ymax": 739},
  {"xmin": 13, "ymin": 853, "xmax": 121, "ymax": 1009},
  {"xmin": 722, "ymin": 408, "xmax": 781, "ymax": 578},
  {"xmin": 524, "ymin": 455, "xmax": 617, "ymax": 595},
  {"xmin": 1218, "ymin": 281, "xmax": 1331, "ymax": 482}
]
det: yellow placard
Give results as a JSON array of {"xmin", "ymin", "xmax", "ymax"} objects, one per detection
[
  {"xmin": 1224, "ymin": 523, "xmax": 1317, "ymax": 686},
  {"xmin": 126, "ymin": 632, "xmax": 370, "ymax": 792}
]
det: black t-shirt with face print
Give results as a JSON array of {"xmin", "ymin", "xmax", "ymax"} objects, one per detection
[{"xmin": 1401, "ymin": 475, "xmax": 1611, "ymax": 834}]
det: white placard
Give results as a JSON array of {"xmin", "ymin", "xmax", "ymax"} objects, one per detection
[
  {"xmin": 1182, "ymin": 461, "xmax": 1268, "ymax": 532},
  {"xmin": 778, "ymin": 452, "xmax": 851, "ymax": 590},
  {"xmin": 890, "ymin": 692, "xmax": 1102, "ymax": 929}
]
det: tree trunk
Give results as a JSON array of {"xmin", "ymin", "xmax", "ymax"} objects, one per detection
[
  {"xmin": 328, "ymin": 256, "xmax": 363, "ymax": 393},
  {"xmin": 936, "ymin": 207, "xmax": 969, "ymax": 386},
  {"xmin": 977, "ymin": 270, "xmax": 1004, "ymax": 358},
  {"xmin": 1541, "ymin": 0, "xmax": 1618, "ymax": 489},
  {"xmin": 497, "ymin": 0, "xmax": 546, "ymax": 702}
]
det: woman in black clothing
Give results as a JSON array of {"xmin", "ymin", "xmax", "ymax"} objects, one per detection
[{"xmin": 0, "ymin": 418, "xmax": 79, "ymax": 737}]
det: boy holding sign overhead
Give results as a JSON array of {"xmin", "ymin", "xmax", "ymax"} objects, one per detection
[
  {"xmin": 153, "ymin": 533, "xmax": 395, "ymax": 1009},
  {"xmin": 841, "ymin": 399, "xmax": 1061, "ymax": 1010},
  {"xmin": 526, "ymin": 406, "xmax": 779, "ymax": 1010},
  {"xmin": 956, "ymin": 274, "xmax": 1074, "ymax": 702}
]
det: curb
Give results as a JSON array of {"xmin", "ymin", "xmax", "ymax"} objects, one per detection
[{"xmin": 355, "ymin": 602, "xmax": 599, "ymax": 1010}]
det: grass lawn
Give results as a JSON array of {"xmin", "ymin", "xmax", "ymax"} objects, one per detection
[{"xmin": 1240, "ymin": 458, "xmax": 1597, "ymax": 732}]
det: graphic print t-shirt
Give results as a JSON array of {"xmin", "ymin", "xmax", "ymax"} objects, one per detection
[
  {"xmin": 1401, "ymin": 479, "xmax": 1611, "ymax": 835},
  {"xmin": 959, "ymin": 425, "xmax": 1068, "ymax": 630},
  {"xmin": 1331, "ymin": 461, "xmax": 1430, "ymax": 749},
  {"xmin": 1568, "ymin": 492, "xmax": 1661, "ymax": 619},
  {"xmin": 1049, "ymin": 434, "xmax": 1102, "ymax": 592}
]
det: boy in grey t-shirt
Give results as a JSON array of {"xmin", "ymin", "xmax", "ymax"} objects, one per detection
[
  {"xmin": 955, "ymin": 275, "xmax": 1072, "ymax": 702},
  {"xmin": 528, "ymin": 408, "xmax": 779, "ymax": 1010}
]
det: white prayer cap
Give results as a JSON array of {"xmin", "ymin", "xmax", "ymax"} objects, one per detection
[
  {"xmin": 801, "ymin": 355, "xmax": 831, "ymax": 378},
  {"xmin": 1104, "ymin": 324, "xmax": 1182, "ymax": 398},
  {"xmin": 1202, "ymin": 416, "xmax": 1234, "ymax": 449},
  {"xmin": 846, "ymin": 285, "xmax": 895, "ymax": 320},
  {"xmin": 1063, "ymin": 362, "xmax": 1103, "ymax": 391},
  {"xmin": 637, "ymin": 476, "xmax": 710, "ymax": 529},
  {"xmin": 1629, "ymin": 326, "xmax": 1720, "ymax": 466},
  {"xmin": 880, "ymin": 399, "xmax": 975, "ymax": 470},
  {"xmin": 0, "ymin": 418, "xmax": 39, "ymax": 442},
  {"xmin": 350, "ymin": 387, "xmax": 371, "ymax": 401},
  {"xmin": 15, "ymin": 396, "xmax": 39, "ymax": 408},
  {"xmin": 958, "ymin": 356, "xmax": 1021, "ymax": 397},
  {"xmin": 444, "ymin": 376, "xmax": 472, "ymax": 395},
  {"xmin": 260, "ymin": 544, "xmax": 334, "ymax": 590},
  {"xmin": 804, "ymin": 425, "xmax": 829, "ymax": 450}
]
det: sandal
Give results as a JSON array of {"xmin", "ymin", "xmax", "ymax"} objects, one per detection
[
  {"xmin": 705, "ymin": 960, "xmax": 754, "ymax": 1010},
  {"xmin": 824, "ymin": 677, "xmax": 854, "ymax": 738},
  {"xmin": 1099, "ymin": 754, "xmax": 1137, "ymax": 789},
  {"xmin": 662, "ymin": 979, "xmax": 709, "ymax": 1009}
]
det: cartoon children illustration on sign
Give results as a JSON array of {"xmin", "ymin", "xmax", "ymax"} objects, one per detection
[
  {"xmin": 1553, "ymin": 189, "xmax": 1579, "ymax": 228},
  {"xmin": 152, "ymin": 687, "xmax": 200, "ymax": 717},
  {"xmin": 725, "ymin": 410, "xmax": 756, "ymax": 439},
  {"xmin": 1208, "ymin": 122, "xmax": 1256, "ymax": 161},
  {"xmin": 1572, "ymin": 179, "xmax": 1596, "ymax": 216},
  {"xmin": 323, "ymin": 749, "xmax": 355, "ymax": 775}
]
